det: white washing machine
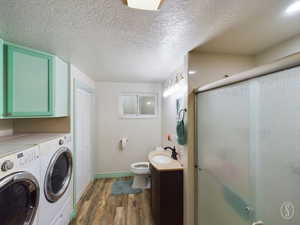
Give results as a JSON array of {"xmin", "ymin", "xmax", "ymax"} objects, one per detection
[
  {"xmin": 39, "ymin": 134, "xmax": 73, "ymax": 225},
  {"xmin": 0, "ymin": 145, "xmax": 40, "ymax": 225}
]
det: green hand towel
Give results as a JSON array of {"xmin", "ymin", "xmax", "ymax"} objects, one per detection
[{"xmin": 177, "ymin": 119, "xmax": 187, "ymax": 145}]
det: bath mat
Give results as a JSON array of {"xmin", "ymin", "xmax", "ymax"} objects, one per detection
[{"xmin": 111, "ymin": 180, "xmax": 142, "ymax": 195}]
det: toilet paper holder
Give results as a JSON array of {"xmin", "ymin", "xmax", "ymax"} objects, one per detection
[{"xmin": 119, "ymin": 137, "xmax": 128, "ymax": 150}]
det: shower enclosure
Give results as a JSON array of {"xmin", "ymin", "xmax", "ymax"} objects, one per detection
[{"xmin": 196, "ymin": 65, "xmax": 300, "ymax": 225}]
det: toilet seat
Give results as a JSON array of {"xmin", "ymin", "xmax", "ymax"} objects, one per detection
[{"xmin": 130, "ymin": 162, "xmax": 150, "ymax": 174}]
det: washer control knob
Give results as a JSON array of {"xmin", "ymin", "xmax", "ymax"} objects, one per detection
[
  {"xmin": 1, "ymin": 160, "xmax": 14, "ymax": 172},
  {"xmin": 59, "ymin": 139, "xmax": 64, "ymax": 145}
]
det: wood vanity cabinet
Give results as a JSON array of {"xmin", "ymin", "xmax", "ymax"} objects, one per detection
[{"xmin": 150, "ymin": 164, "xmax": 183, "ymax": 225}]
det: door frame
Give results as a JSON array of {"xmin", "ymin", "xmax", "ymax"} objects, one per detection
[{"xmin": 72, "ymin": 79, "xmax": 95, "ymax": 207}]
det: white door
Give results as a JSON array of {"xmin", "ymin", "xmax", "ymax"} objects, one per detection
[{"xmin": 75, "ymin": 88, "xmax": 94, "ymax": 202}]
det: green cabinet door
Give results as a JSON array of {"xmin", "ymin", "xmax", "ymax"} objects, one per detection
[
  {"xmin": 0, "ymin": 39, "xmax": 4, "ymax": 117},
  {"xmin": 6, "ymin": 45, "xmax": 53, "ymax": 117}
]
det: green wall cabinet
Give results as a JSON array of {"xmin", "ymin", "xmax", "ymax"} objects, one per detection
[
  {"xmin": 53, "ymin": 56, "xmax": 69, "ymax": 117},
  {"xmin": 0, "ymin": 39, "xmax": 5, "ymax": 118},
  {"xmin": 0, "ymin": 42, "xmax": 69, "ymax": 118},
  {"xmin": 6, "ymin": 45, "xmax": 53, "ymax": 117}
]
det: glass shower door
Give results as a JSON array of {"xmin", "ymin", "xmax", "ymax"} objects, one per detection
[
  {"xmin": 197, "ymin": 81, "xmax": 253, "ymax": 225},
  {"xmin": 197, "ymin": 66, "xmax": 300, "ymax": 225},
  {"xmin": 252, "ymin": 67, "xmax": 300, "ymax": 225}
]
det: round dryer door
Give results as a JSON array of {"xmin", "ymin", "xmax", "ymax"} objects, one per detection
[
  {"xmin": 0, "ymin": 172, "xmax": 40, "ymax": 225},
  {"xmin": 45, "ymin": 147, "xmax": 72, "ymax": 202}
]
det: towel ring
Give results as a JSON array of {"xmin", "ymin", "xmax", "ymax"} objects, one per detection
[{"xmin": 178, "ymin": 108, "xmax": 187, "ymax": 121}]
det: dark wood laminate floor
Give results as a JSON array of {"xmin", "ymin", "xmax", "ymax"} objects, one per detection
[{"xmin": 69, "ymin": 177, "xmax": 154, "ymax": 225}]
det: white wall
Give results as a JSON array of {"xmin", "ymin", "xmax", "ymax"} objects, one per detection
[
  {"xmin": 255, "ymin": 33, "xmax": 300, "ymax": 65},
  {"xmin": 189, "ymin": 52, "xmax": 256, "ymax": 90},
  {"xmin": 70, "ymin": 65, "xmax": 96, "ymax": 89},
  {"xmin": 161, "ymin": 55, "xmax": 196, "ymax": 225},
  {"xmin": 162, "ymin": 63, "xmax": 188, "ymax": 169},
  {"xmin": 162, "ymin": 61, "xmax": 188, "ymax": 151},
  {"xmin": 95, "ymin": 82, "xmax": 162, "ymax": 174},
  {"xmin": 162, "ymin": 88, "xmax": 187, "ymax": 147}
]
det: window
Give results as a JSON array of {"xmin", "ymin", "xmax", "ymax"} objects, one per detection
[{"xmin": 120, "ymin": 93, "xmax": 157, "ymax": 118}]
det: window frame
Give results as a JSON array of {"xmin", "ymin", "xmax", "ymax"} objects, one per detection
[{"xmin": 119, "ymin": 93, "xmax": 158, "ymax": 119}]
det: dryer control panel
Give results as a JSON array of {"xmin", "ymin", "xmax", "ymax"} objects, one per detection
[
  {"xmin": 0, "ymin": 146, "xmax": 39, "ymax": 176},
  {"xmin": 18, "ymin": 146, "xmax": 39, "ymax": 167}
]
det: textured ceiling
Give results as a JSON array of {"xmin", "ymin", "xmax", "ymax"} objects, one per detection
[
  {"xmin": 0, "ymin": 0, "xmax": 291, "ymax": 82},
  {"xmin": 196, "ymin": 0, "xmax": 300, "ymax": 55}
]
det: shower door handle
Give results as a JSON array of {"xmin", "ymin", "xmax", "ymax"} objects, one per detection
[{"xmin": 252, "ymin": 221, "xmax": 264, "ymax": 225}]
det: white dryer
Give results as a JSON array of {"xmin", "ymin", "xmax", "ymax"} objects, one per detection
[
  {"xmin": 39, "ymin": 134, "xmax": 73, "ymax": 225},
  {"xmin": 0, "ymin": 145, "xmax": 40, "ymax": 225}
]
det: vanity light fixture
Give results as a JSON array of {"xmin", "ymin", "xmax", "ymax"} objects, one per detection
[
  {"xmin": 163, "ymin": 74, "xmax": 186, "ymax": 98},
  {"xmin": 123, "ymin": 0, "xmax": 164, "ymax": 11},
  {"xmin": 286, "ymin": 1, "xmax": 300, "ymax": 15},
  {"xmin": 163, "ymin": 82, "xmax": 181, "ymax": 98}
]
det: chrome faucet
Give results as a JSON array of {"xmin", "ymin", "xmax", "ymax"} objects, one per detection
[{"xmin": 164, "ymin": 146, "xmax": 178, "ymax": 160}]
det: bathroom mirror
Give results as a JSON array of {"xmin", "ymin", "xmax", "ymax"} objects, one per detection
[{"xmin": 120, "ymin": 94, "xmax": 157, "ymax": 118}]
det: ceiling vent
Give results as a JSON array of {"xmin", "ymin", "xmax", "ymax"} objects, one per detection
[{"xmin": 123, "ymin": 0, "xmax": 164, "ymax": 11}]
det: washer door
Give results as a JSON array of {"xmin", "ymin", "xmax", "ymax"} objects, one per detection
[
  {"xmin": 0, "ymin": 171, "xmax": 40, "ymax": 225},
  {"xmin": 45, "ymin": 147, "xmax": 73, "ymax": 202}
]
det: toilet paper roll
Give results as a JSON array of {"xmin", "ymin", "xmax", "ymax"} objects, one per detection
[{"xmin": 120, "ymin": 137, "xmax": 128, "ymax": 150}]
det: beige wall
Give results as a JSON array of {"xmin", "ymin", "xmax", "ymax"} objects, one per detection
[
  {"xmin": 255, "ymin": 33, "xmax": 300, "ymax": 65},
  {"xmin": 13, "ymin": 117, "xmax": 70, "ymax": 133},
  {"xmin": 95, "ymin": 82, "xmax": 162, "ymax": 174},
  {"xmin": 189, "ymin": 52, "xmax": 256, "ymax": 90},
  {"xmin": 0, "ymin": 120, "xmax": 13, "ymax": 136},
  {"xmin": 189, "ymin": 34, "xmax": 300, "ymax": 90}
]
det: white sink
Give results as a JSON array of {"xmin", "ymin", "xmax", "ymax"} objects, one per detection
[{"xmin": 151, "ymin": 155, "xmax": 172, "ymax": 164}]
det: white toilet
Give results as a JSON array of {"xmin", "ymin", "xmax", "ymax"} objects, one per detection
[{"xmin": 130, "ymin": 162, "xmax": 151, "ymax": 189}]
